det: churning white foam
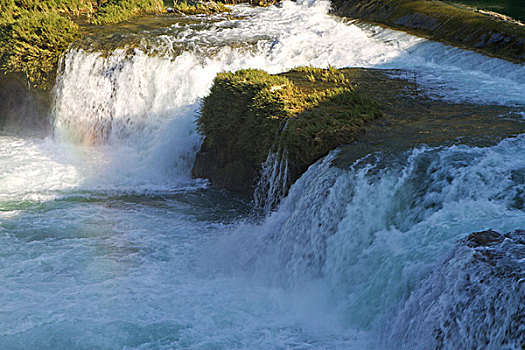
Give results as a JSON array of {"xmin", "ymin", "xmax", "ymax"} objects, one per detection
[{"xmin": 214, "ymin": 135, "xmax": 525, "ymax": 347}]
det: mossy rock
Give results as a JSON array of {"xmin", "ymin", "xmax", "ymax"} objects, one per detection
[
  {"xmin": 92, "ymin": 0, "xmax": 164, "ymax": 25},
  {"xmin": 167, "ymin": 1, "xmax": 231, "ymax": 15},
  {"xmin": 193, "ymin": 67, "xmax": 382, "ymax": 197},
  {"xmin": 0, "ymin": 0, "xmax": 164, "ymax": 91},
  {"xmin": 331, "ymin": 0, "xmax": 525, "ymax": 63},
  {"xmin": 0, "ymin": 10, "xmax": 80, "ymax": 90}
]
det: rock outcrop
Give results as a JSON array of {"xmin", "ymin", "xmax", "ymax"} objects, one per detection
[
  {"xmin": 193, "ymin": 67, "xmax": 524, "ymax": 199},
  {"xmin": 192, "ymin": 67, "xmax": 382, "ymax": 198}
]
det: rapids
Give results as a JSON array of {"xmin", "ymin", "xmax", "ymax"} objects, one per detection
[{"xmin": 1, "ymin": 0, "xmax": 524, "ymax": 349}]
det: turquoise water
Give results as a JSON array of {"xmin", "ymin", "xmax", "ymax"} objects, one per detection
[{"xmin": 1, "ymin": 1, "xmax": 524, "ymax": 348}]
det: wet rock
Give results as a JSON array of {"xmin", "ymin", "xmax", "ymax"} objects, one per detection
[
  {"xmin": 0, "ymin": 74, "xmax": 51, "ymax": 133},
  {"xmin": 390, "ymin": 229, "xmax": 525, "ymax": 349},
  {"xmin": 466, "ymin": 229, "xmax": 505, "ymax": 247},
  {"xmin": 394, "ymin": 13, "xmax": 439, "ymax": 31},
  {"xmin": 192, "ymin": 141, "xmax": 258, "ymax": 198}
]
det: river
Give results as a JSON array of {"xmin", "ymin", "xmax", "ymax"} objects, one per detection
[{"xmin": 1, "ymin": 1, "xmax": 524, "ymax": 349}]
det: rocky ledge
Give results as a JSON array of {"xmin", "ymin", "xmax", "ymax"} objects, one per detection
[{"xmin": 330, "ymin": 0, "xmax": 525, "ymax": 63}]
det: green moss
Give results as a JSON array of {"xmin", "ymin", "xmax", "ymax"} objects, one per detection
[
  {"xmin": 92, "ymin": 0, "xmax": 164, "ymax": 25},
  {"xmin": 0, "ymin": 0, "xmax": 96, "ymax": 19},
  {"xmin": 1, "ymin": 10, "xmax": 80, "ymax": 90},
  {"xmin": 197, "ymin": 67, "xmax": 382, "ymax": 180},
  {"xmin": 169, "ymin": 1, "xmax": 230, "ymax": 15}
]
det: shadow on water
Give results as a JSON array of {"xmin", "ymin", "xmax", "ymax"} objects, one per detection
[{"xmin": 0, "ymin": 186, "xmax": 252, "ymax": 243}]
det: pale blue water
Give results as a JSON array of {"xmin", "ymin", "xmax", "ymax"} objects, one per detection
[{"xmin": 1, "ymin": 1, "xmax": 524, "ymax": 349}]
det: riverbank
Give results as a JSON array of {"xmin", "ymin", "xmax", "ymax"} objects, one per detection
[
  {"xmin": 446, "ymin": 0, "xmax": 525, "ymax": 23},
  {"xmin": 331, "ymin": 0, "xmax": 525, "ymax": 63},
  {"xmin": 0, "ymin": 1, "xmax": 166, "ymax": 91}
]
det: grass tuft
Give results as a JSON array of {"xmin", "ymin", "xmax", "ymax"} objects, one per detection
[
  {"xmin": 92, "ymin": 0, "xmax": 164, "ymax": 25},
  {"xmin": 170, "ymin": 1, "xmax": 231, "ymax": 15},
  {"xmin": 197, "ymin": 67, "xmax": 382, "ymax": 179}
]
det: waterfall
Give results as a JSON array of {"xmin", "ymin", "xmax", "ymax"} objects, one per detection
[
  {"xmin": 254, "ymin": 120, "xmax": 291, "ymax": 211},
  {"xmin": 218, "ymin": 135, "xmax": 525, "ymax": 345},
  {"xmin": 254, "ymin": 150, "xmax": 290, "ymax": 211},
  {"xmin": 388, "ymin": 229, "xmax": 525, "ymax": 349}
]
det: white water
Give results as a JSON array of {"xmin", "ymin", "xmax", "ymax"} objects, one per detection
[
  {"xmin": 1, "ymin": 0, "xmax": 525, "ymax": 348},
  {"xmin": 390, "ymin": 229, "xmax": 525, "ymax": 349},
  {"xmin": 254, "ymin": 150, "xmax": 290, "ymax": 211},
  {"xmin": 218, "ymin": 136, "xmax": 525, "ymax": 347}
]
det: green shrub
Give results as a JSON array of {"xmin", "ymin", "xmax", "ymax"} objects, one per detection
[
  {"xmin": 1, "ymin": 10, "xmax": 80, "ymax": 89},
  {"xmin": 0, "ymin": 0, "xmax": 163, "ymax": 89},
  {"xmin": 170, "ymin": 1, "xmax": 230, "ymax": 15}
]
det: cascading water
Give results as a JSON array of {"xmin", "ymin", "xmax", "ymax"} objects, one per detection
[
  {"xmin": 254, "ymin": 120, "xmax": 291, "ymax": 211},
  {"xmin": 253, "ymin": 150, "xmax": 290, "ymax": 211},
  {"xmin": 216, "ymin": 135, "xmax": 525, "ymax": 347},
  {"xmin": 1, "ymin": 0, "xmax": 525, "ymax": 348},
  {"xmin": 389, "ymin": 229, "xmax": 525, "ymax": 349}
]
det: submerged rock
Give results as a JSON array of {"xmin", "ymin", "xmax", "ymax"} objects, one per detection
[{"xmin": 389, "ymin": 229, "xmax": 525, "ymax": 349}]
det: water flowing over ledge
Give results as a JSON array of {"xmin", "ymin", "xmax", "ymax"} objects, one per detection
[
  {"xmin": 331, "ymin": 0, "xmax": 525, "ymax": 63},
  {"xmin": 390, "ymin": 229, "xmax": 525, "ymax": 349},
  {"xmin": 215, "ymin": 136, "xmax": 525, "ymax": 347},
  {"xmin": 0, "ymin": 0, "xmax": 524, "ymax": 348}
]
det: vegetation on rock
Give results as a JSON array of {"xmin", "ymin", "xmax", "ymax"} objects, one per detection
[
  {"xmin": 0, "ymin": 0, "xmax": 163, "ymax": 90},
  {"xmin": 167, "ymin": 0, "xmax": 279, "ymax": 16},
  {"xmin": 1, "ymin": 11, "xmax": 80, "ymax": 90},
  {"xmin": 194, "ymin": 66, "xmax": 525, "ymax": 197},
  {"xmin": 194, "ymin": 67, "xmax": 382, "ymax": 196},
  {"xmin": 93, "ymin": 0, "xmax": 164, "ymax": 24},
  {"xmin": 169, "ymin": 1, "xmax": 231, "ymax": 15}
]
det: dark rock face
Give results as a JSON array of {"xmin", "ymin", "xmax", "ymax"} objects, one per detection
[
  {"xmin": 0, "ymin": 74, "xmax": 51, "ymax": 133},
  {"xmin": 466, "ymin": 229, "xmax": 505, "ymax": 247},
  {"xmin": 192, "ymin": 140, "xmax": 258, "ymax": 198},
  {"xmin": 331, "ymin": 0, "xmax": 525, "ymax": 63}
]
